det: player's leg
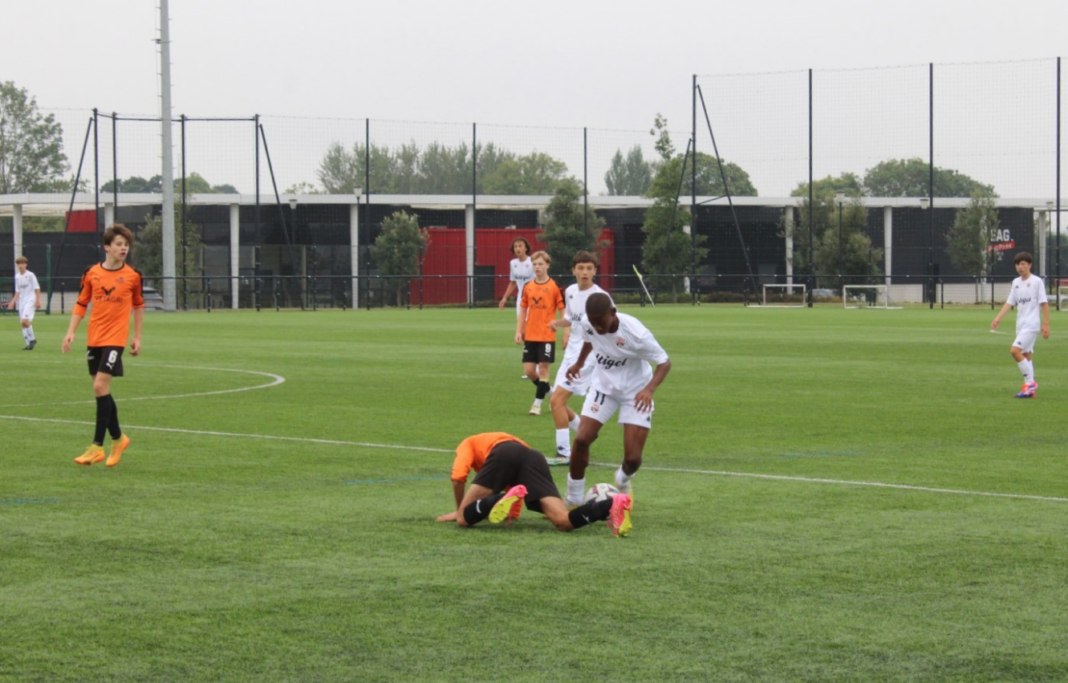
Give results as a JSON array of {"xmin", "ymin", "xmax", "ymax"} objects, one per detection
[
  {"xmin": 22, "ymin": 309, "xmax": 36, "ymax": 348},
  {"xmin": 616, "ymin": 423, "xmax": 651, "ymax": 495},
  {"xmin": 567, "ymin": 390, "xmax": 617, "ymax": 506},
  {"xmin": 549, "ymin": 385, "xmax": 575, "ymax": 458},
  {"xmin": 455, "ymin": 483, "xmax": 502, "ymax": 527},
  {"xmin": 1012, "ymin": 333, "xmax": 1037, "ymax": 396}
]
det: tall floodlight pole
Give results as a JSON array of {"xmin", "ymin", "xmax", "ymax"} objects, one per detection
[{"xmin": 159, "ymin": 0, "xmax": 177, "ymax": 311}]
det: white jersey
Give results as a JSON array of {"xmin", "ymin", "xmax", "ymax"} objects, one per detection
[
  {"xmin": 509, "ymin": 257, "xmax": 534, "ymax": 307},
  {"xmin": 1006, "ymin": 274, "xmax": 1048, "ymax": 332},
  {"xmin": 579, "ymin": 312, "xmax": 669, "ymax": 398},
  {"xmin": 561, "ymin": 283, "xmax": 609, "ymax": 360},
  {"xmin": 14, "ymin": 269, "xmax": 40, "ymax": 312}
]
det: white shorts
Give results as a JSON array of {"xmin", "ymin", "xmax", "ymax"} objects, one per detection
[
  {"xmin": 554, "ymin": 356, "xmax": 595, "ymax": 396},
  {"xmin": 581, "ymin": 388, "xmax": 654, "ymax": 429},
  {"xmin": 1013, "ymin": 329, "xmax": 1039, "ymax": 354},
  {"xmin": 17, "ymin": 306, "xmax": 35, "ymax": 323}
]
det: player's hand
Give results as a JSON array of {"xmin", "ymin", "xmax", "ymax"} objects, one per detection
[
  {"xmin": 549, "ymin": 319, "xmax": 559, "ymax": 332},
  {"xmin": 514, "ymin": 333, "xmax": 523, "ymax": 345},
  {"xmin": 5, "ymin": 300, "xmax": 13, "ymax": 310},
  {"xmin": 991, "ymin": 318, "xmax": 1000, "ymax": 330},
  {"xmin": 633, "ymin": 388, "xmax": 654, "ymax": 412},
  {"xmin": 130, "ymin": 337, "xmax": 141, "ymax": 356},
  {"xmin": 1042, "ymin": 325, "xmax": 1050, "ymax": 339},
  {"xmin": 436, "ymin": 511, "xmax": 458, "ymax": 522},
  {"xmin": 566, "ymin": 363, "xmax": 582, "ymax": 381},
  {"xmin": 498, "ymin": 299, "xmax": 507, "ymax": 310},
  {"xmin": 61, "ymin": 334, "xmax": 74, "ymax": 353},
  {"xmin": 35, "ymin": 301, "xmax": 41, "ymax": 310}
]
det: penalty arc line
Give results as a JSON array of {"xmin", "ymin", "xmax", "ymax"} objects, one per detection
[{"xmin": 2, "ymin": 414, "xmax": 1066, "ymax": 504}]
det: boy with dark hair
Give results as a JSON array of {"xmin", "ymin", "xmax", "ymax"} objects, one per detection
[
  {"xmin": 516, "ymin": 250, "xmax": 564, "ymax": 415},
  {"xmin": 436, "ymin": 432, "xmax": 632, "ymax": 537},
  {"xmin": 991, "ymin": 251, "xmax": 1050, "ymax": 398},
  {"xmin": 547, "ymin": 250, "xmax": 610, "ymax": 462},
  {"xmin": 565, "ymin": 293, "xmax": 671, "ymax": 506},
  {"xmin": 62, "ymin": 224, "xmax": 145, "ymax": 467}
]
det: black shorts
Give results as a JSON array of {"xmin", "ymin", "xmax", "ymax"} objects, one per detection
[
  {"xmin": 522, "ymin": 340, "xmax": 556, "ymax": 364},
  {"xmin": 87, "ymin": 346, "xmax": 125, "ymax": 377},
  {"xmin": 471, "ymin": 441, "xmax": 561, "ymax": 512}
]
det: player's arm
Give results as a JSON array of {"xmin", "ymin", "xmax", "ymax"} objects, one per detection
[
  {"xmin": 634, "ymin": 359, "xmax": 672, "ymax": 412},
  {"xmin": 991, "ymin": 301, "xmax": 1013, "ymax": 329},
  {"xmin": 34, "ymin": 287, "xmax": 41, "ymax": 309},
  {"xmin": 1041, "ymin": 301, "xmax": 1051, "ymax": 339},
  {"xmin": 131, "ymin": 307, "xmax": 145, "ymax": 355},
  {"xmin": 7, "ymin": 291, "xmax": 17, "ymax": 310},
  {"xmin": 62, "ymin": 313, "xmax": 84, "ymax": 353},
  {"xmin": 499, "ymin": 281, "xmax": 516, "ymax": 309},
  {"xmin": 567, "ymin": 341, "xmax": 593, "ymax": 380}
]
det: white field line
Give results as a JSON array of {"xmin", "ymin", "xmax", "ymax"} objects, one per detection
[
  {"xmin": 0, "ymin": 365, "xmax": 285, "ymax": 408},
  {"xmin": 2, "ymin": 412, "xmax": 1066, "ymax": 504}
]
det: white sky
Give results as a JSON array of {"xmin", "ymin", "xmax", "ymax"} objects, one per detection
[{"xmin": 3, "ymin": 0, "xmax": 1067, "ymax": 197}]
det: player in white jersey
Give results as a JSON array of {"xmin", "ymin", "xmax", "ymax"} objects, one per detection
[
  {"xmin": 498, "ymin": 237, "xmax": 535, "ymax": 379},
  {"xmin": 546, "ymin": 251, "xmax": 609, "ymax": 462},
  {"xmin": 563, "ymin": 292, "xmax": 671, "ymax": 507},
  {"xmin": 991, "ymin": 252, "xmax": 1050, "ymax": 398},
  {"xmin": 8, "ymin": 256, "xmax": 41, "ymax": 350}
]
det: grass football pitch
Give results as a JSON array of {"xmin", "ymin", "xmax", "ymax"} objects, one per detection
[{"xmin": 1, "ymin": 304, "xmax": 1067, "ymax": 682}]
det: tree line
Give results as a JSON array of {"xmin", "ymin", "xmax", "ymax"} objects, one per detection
[{"xmin": 0, "ymin": 79, "xmax": 1017, "ymax": 295}]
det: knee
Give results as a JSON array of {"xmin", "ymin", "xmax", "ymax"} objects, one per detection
[{"xmin": 549, "ymin": 391, "xmax": 567, "ymax": 412}]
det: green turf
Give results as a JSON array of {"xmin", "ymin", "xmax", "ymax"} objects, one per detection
[{"xmin": 1, "ymin": 305, "xmax": 1066, "ymax": 682}]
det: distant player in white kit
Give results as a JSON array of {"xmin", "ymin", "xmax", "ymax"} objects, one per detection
[
  {"xmin": 498, "ymin": 237, "xmax": 534, "ymax": 379},
  {"xmin": 547, "ymin": 250, "xmax": 610, "ymax": 462},
  {"xmin": 991, "ymin": 251, "xmax": 1050, "ymax": 398},
  {"xmin": 564, "ymin": 293, "xmax": 671, "ymax": 507},
  {"xmin": 8, "ymin": 256, "xmax": 41, "ymax": 350}
]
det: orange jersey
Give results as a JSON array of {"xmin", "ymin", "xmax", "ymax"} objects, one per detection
[
  {"xmin": 450, "ymin": 432, "xmax": 529, "ymax": 482},
  {"xmin": 73, "ymin": 263, "xmax": 145, "ymax": 348},
  {"xmin": 520, "ymin": 277, "xmax": 564, "ymax": 342}
]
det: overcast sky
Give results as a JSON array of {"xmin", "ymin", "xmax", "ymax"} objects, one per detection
[{"xmin": 3, "ymin": 0, "xmax": 1067, "ymax": 197}]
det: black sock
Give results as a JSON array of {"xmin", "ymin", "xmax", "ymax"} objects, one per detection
[
  {"xmin": 536, "ymin": 381, "xmax": 550, "ymax": 400},
  {"xmin": 567, "ymin": 498, "xmax": 614, "ymax": 529},
  {"xmin": 94, "ymin": 395, "xmax": 113, "ymax": 446},
  {"xmin": 462, "ymin": 493, "xmax": 505, "ymax": 526},
  {"xmin": 107, "ymin": 394, "xmax": 122, "ymax": 441}
]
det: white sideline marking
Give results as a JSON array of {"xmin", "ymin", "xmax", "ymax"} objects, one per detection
[
  {"xmin": 634, "ymin": 464, "xmax": 1068, "ymax": 503},
  {"xmin": 2, "ymin": 412, "xmax": 1065, "ymax": 504},
  {"xmin": 0, "ymin": 365, "xmax": 285, "ymax": 408}
]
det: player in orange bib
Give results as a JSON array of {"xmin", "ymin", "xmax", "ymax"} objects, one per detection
[
  {"xmin": 62, "ymin": 224, "xmax": 145, "ymax": 467},
  {"xmin": 515, "ymin": 251, "xmax": 564, "ymax": 416}
]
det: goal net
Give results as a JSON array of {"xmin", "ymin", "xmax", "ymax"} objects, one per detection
[
  {"xmin": 843, "ymin": 284, "xmax": 898, "ymax": 309},
  {"xmin": 760, "ymin": 283, "xmax": 806, "ymax": 308}
]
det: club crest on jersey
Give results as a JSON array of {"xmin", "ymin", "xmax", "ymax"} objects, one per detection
[{"xmin": 615, "ymin": 337, "xmax": 626, "ymax": 348}]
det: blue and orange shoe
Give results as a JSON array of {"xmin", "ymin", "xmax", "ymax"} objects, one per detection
[
  {"xmin": 1015, "ymin": 381, "xmax": 1037, "ymax": 399},
  {"xmin": 608, "ymin": 493, "xmax": 633, "ymax": 538},
  {"xmin": 488, "ymin": 485, "xmax": 527, "ymax": 525}
]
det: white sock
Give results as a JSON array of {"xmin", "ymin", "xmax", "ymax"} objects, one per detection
[
  {"xmin": 555, "ymin": 428, "xmax": 571, "ymax": 457},
  {"xmin": 615, "ymin": 466, "xmax": 633, "ymax": 489},
  {"xmin": 569, "ymin": 415, "xmax": 581, "ymax": 432},
  {"xmin": 1018, "ymin": 359, "xmax": 1034, "ymax": 384},
  {"xmin": 21, "ymin": 328, "xmax": 30, "ymax": 343},
  {"xmin": 26, "ymin": 326, "xmax": 34, "ymax": 342},
  {"xmin": 567, "ymin": 474, "xmax": 585, "ymax": 504},
  {"xmin": 533, "ymin": 398, "xmax": 544, "ymax": 408}
]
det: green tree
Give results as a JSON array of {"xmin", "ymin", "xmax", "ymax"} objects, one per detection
[
  {"xmin": 946, "ymin": 190, "xmax": 1001, "ymax": 300},
  {"xmin": 640, "ymin": 115, "xmax": 708, "ymax": 302},
  {"xmin": 318, "ymin": 141, "xmax": 396, "ymax": 194},
  {"xmin": 481, "ymin": 152, "xmax": 568, "ymax": 195},
  {"xmin": 135, "ymin": 210, "xmax": 203, "ymax": 290},
  {"xmin": 862, "ymin": 158, "xmax": 994, "ymax": 197},
  {"xmin": 283, "ymin": 181, "xmax": 321, "ymax": 194},
  {"xmin": 604, "ymin": 145, "xmax": 652, "ymax": 196},
  {"xmin": 683, "ymin": 152, "xmax": 758, "ymax": 197},
  {"xmin": 799, "ymin": 193, "xmax": 881, "ymax": 287},
  {"xmin": 787, "ymin": 174, "xmax": 865, "ymax": 276},
  {"xmin": 0, "ymin": 81, "xmax": 70, "ymax": 193},
  {"xmin": 537, "ymin": 178, "xmax": 607, "ymax": 277},
  {"xmin": 369, "ymin": 210, "xmax": 429, "ymax": 306},
  {"xmin": 101, "ymin": 175, "xmax": 163, "ymax": 193}
]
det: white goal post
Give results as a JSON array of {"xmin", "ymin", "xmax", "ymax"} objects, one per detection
[
  {"xmin": 760, "ymin": 283, "xmax": 807, "ymax": 308},
  {"xmin": 843, "ymin": 284, "xmax": 899, "ymax": 309}
]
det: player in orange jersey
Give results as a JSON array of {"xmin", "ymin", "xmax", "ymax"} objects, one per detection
[
  {"xmin": 62, "ymin": 224, "xmax": 145, "ymax": 468},
  {"xmin": 515, "ymin": 251, "xmax": 564, "ymax": 416},
  {"xmin": 435, "ymin": 432, "xmax": 632, "ymax": 536}
]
